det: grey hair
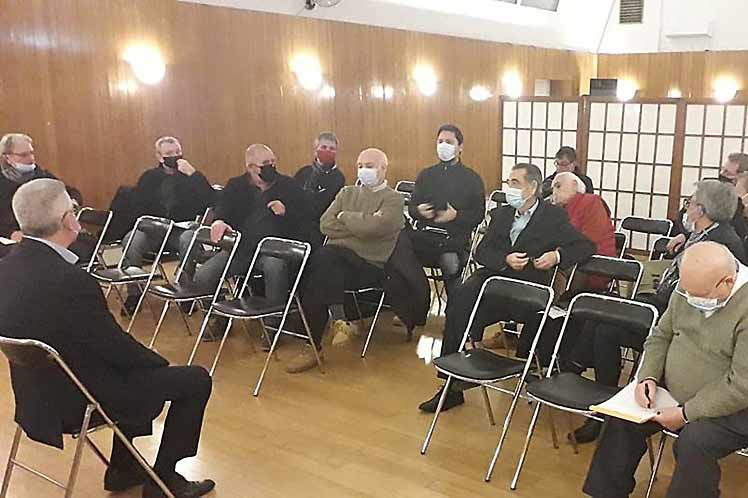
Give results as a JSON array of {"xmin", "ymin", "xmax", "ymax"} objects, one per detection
[
  {"xmin": 0, "ymin": 133, "xmax": 32, "ymax": 155},
  {"xmin": 512, "ymin": 163, "xmax": 543, "ymax": 198},
  {"xmin": 692, "ymin": 179, "xmax": 738, "ymax": 222},
  {"xmin": 12, "ymin": 179, "xmax": 72, "ymax": 237},
  {"xmin": 154, "ymin": 136, "xmax": 182, "ymax": 152},
  {"xmin": 555, "ymin": 171, "xmax": 586, "ymax": 194},
  {"xmin": 315, "ymin": 131, "xmax": 338, "ymax": 147}
]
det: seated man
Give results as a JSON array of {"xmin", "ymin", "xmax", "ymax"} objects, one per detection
[
  {"xmin": 583, "ymin": 241, "xmax": 748, "ymax": 498},
  {"xmin": 512, "ymin": 171, "xmax": 617, "ymax": 362},
  {"xmin": 184, "ymin": 144, "xmax": 309, "ymax": 304},
  {"xmin": 293, "ymin": 131, "xmax": 346, "ymax": 249},
  {"xmin": 0, "ymin": 179, "xmax": 214, "ymax": 498},
  {"xmin": 418, "ymin": 163, "xmax": 596, "ymax": 413},
  {"xmin": 285, "ymin": 148, "xmax": 404, "ymax": 373},
  {"xmin": 120, "ymin": 136, "xmax": 215, "ymax": 310},
  {"xmin": 541, "ymin": 146, "xmax": 594, "ymax": 199},
  {"xmin": 570, "ymin": 179, "xmax": 748, "ymax": 443},
  {"xmin": 0, "ymin": 133, "xmax": 85, "ymax": 257},
  {"xmin": 409, "ymin": 124, "xmax": 485, "ymax": 298}
]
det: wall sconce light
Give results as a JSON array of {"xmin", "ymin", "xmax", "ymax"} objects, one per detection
[
  {"xmin": 469, "ymin": 85, "xmax": 493, "ymax": 102},
  {"xmin": 502, "ymin": 72, "xmax": 522, "ymax": 99},
  {"xmin": 713, "ymin": 77, "xmax": 738, "ymax": 103},
  {"xmin": 290, "ymin": 54, "xmax": 323, "ymax": 91},
  {"xmin": 123, "ymin": 44, "xmax": 166, "ymax": 85},
  {"xmin": 413, "ymin": 65, "xmax": 438, "ymax": 97},
  {"xmin": 616, "ymin": 79, "xmax": 638, "ymax": 102},
  {"xmin": 667, "ymin": 88, "xmax": 682, "ymax": 99}
]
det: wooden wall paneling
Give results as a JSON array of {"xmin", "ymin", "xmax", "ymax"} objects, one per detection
[{"xmin": 668, "ymin": 100, "xmax": 688, "ymax": 218}]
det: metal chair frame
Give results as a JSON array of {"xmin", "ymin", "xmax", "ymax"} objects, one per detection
[
  {"xmin": 420, "ymin": 277, "xmax": 555, "ymax": 476},
  {"xmin": 618, "ymin": 216, "xmax": 674, "ymax": 258},
  {"xmin": 75, "ymin": 207, "xmax": 113, "ymax": 273},
  {"xmin": 509, "ymin": 293, "xmax": 659, "ymax": 490},
  {"xmin": 146, "ymin": 226, "xmax": 241, "ymax": 349},
  {"xmin": 0, "ymin": 337, "xmax": 174, "ymax": 498},
  {"xmin": 188, "ymin": 237, "xmax": 315, "ymax": 396}
]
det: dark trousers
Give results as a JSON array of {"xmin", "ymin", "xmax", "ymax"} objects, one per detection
[
  {"xmin": 583, "ymin": 408, "xmax": 748, "ymax": 498},
  {"xmin": 109, "ymin": 366, "xmax": 212, "ymax": 475},
  {"xmin": 301, "ymin": 245, "xmax": 385, "ymax": 349},
  {"xmin": 517, "ymin": 315, "xmax": 592, "ymax": 367},
  {"xmin": 410, "ymin": 230, "xmax": 467, "ymax": 300},
  {"xmin": 571, "ymin": 293, "xmax": 668, "ymax": 387}
]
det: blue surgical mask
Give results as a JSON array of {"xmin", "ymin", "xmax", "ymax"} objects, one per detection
[
  {"xmin": 678, "ymin": 289, "xmax": 725, "ymax": 313},
  {"xmin": 13, "ymin": 162, "xmax": 36, "ymax": 174},
  {"xmin": 505, "ymin": 187, "xmax": 526, "ymax": 209}
]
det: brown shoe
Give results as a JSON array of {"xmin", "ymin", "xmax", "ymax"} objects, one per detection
[
  {"xmin": 285, "ymin": 344, "xmax": 325, "ymax": 374},
  {"xmin": 330, "ymin": 319, "xmax": 357, "ymax": 347}
]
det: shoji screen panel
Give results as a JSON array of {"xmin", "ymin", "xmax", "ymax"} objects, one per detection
[
  {"xmin": 501, "ymin": 98, "xmax": 581, "ymax": 183},
  {"xmin": 586, "ymin": 100, "xmax": 677, "ymax": 250},
  {"xmin": 682, "ymin": 103, "xmax": 748, "ymax": 199}
]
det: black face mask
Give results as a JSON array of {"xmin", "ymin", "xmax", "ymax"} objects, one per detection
[
  {"xmin": 259, "ymin": 164, "xmax": 279, "ymax": 183},
  {"xmin": 162, "ymin": 155, "xmax": 183, "ymax": 170}
]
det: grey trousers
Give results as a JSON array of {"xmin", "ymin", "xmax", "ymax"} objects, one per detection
[{"xmin": 583, "ymin": 408, "xmax": 748, "ymax": 498}]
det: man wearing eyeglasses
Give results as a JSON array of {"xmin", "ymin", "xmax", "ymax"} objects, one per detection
[
  {"xmin": 540, "ymin": 146, "xmax": 594, "ymax": 199},
  {"xmin": 0, "ymin": 133, "xmax": 85, "ymax": 257}
]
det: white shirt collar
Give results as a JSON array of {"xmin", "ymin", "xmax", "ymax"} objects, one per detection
[
  {"xmin": 25, "ymin": 236, "xmax": 79, "ymax": 265},
  {"xmin": 369, "ymin": 180, "xmax": 389, "ymax": 192},
  {"xmin": 516, "ymin": 199, "xmax": 539, "ymax": 219}
]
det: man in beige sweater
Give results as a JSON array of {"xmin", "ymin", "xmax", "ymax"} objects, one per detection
[
  {"xmin": 286, "ymin": 148, "xmax": 404, "ymax": 373},
  {"xmin": 583, "ymin": 241, "xmax": 748, "ymax": 498}
]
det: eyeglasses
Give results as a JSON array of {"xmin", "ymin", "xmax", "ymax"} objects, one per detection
[
  {"xmin": 554, "ymin": 159, "xmax": 572, "ymax": 168},
  {"xmin": 6, "ymin": 150, "xmax": 34, "ymax": 159}
]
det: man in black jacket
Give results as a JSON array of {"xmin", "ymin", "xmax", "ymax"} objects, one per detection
[
  {"xmin": 293, "ymin": 131, "xmax": 346, "ymax": 248},
  {"xmin": 0, "ymin": 179, "xmax": 214, "ymax": 498},
  {"xmin": 419, "ymin": 163, "xmax": 596, "ymax": 413},
  {"xmin": 0, "ymin": 133, "xmax": 86, "ymax": 257},
  {"xmin": 409, "ymin": 124, "xmax": 485, "ymax": 298},
  {"xmin": 121, "ymin": 137, "xmax": 215, "ymax": 308},
  {"xmin": 541, "ymin": 146, "xmax": 594, "ymax": 199},
  {"xmin": 184, "ymin": 144, "xmax": 309, "ymax": 303}
]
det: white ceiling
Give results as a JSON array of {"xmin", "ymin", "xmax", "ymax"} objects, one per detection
[{"xmin": 179, "ymin": 0, "xmax": 748, "ymax": 54}]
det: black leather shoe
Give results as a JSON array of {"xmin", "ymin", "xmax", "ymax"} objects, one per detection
[
  {"xmin": 142, "ymin": 473, "xmax": 215, "ymax": 498},
  {"xmin": 418, "ymin": 386, "xmax": 464, "ymax": 413},
  {"xmin": 569, "ymin": 418, "xmax": 603, "ymax": 444},
  {"xmin": 104, "ymin": 464, "xmax": 147, "ymax": 492}
]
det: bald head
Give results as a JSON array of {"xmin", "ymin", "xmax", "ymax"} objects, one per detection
[
  {"xmin": 244, "ymin": 144, "xmax": 276, "ymax": 186},
  {"xmin": 552, "ymin": 171, "xmax": 584, "ymax": 205},
  {"xmin": 356, "ymin": 148, "xmax": 388, "ymax": 187},
  {"xmin": 680, "ymin": 241, "xmax": 737, "ymax": 300}
]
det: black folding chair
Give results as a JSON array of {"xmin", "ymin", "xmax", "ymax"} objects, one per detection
[
  {"xmin": 650, "ymin": 236, "xmax": 672, "ymax": 261},
  {"xmin": 146, "ymin": 226, "xmax": 241, "ymax": 349},
  {"xmin": 614, "ymin": 231, "xmax": 628, "ymax": 258},
  {"xmin": 619, "ymin": 216, "xmax": 673, "ymax": 256},
  {"xmin": 91, "ymin": 216, "xmax": 174, "ymax": 333},
  {"xmin": 565, "ymin": 254, "xmax": 645, "ymax": 297},
  {"xmin": 189, "ymin": 237, "xmax": 314, "ymax": 396},
  {"xmin": 0, "ymin": 336, "xmax": 174, "ymax": 498},
  {"xmin": 346, "ymin": 283, "xmax": 390, "ymax": 358},
  {"xmin": 75, "ymin": 207, "xmax": 113, "ymax": 273},
  {"xmin": 420, "ymin": 276, "xmax": 555, "ymax": 470},
  {"xmin": 509, "ymin": 294, "xmax": 658, "ymax": 490},
  {"xmin": 395, "ymin": 180, "xmax": 416, "ymax": 205}
]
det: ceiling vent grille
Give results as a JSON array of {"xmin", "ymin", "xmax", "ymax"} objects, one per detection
[{"xmin": 620, "ymin": 0, "xmax": 644, "ymax": 24}]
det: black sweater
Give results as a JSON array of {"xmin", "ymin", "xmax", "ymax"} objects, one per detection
[
  {"xmin": 294, "ymin": 164, "xmax": 346, "ymax": 247},
  {"xmin": 215, "ymin": 173, "xmax": 310, "ymax": 254},
  {"xmin": 134, "ymin": 166, "xmax": 215, "ymax": 222},
  {"xmin": 408, "ymin": 162, "xmax": 485, "ymax": 242},
  {"xmin": 476, "ymin": 200, "xmax": 596, "ymax": 285},
  {"xmin": 0, "ymin": 166, "xmax": 83, "ymax": 237}
]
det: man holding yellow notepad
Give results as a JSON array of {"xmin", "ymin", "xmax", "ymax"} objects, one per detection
[{"xmin": 583, "ymin": 241, "xmax": 748, "ymax": 498}]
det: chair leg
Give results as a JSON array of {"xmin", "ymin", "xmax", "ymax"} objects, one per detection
[
  {"xmin": 297, "ymin": 301, "xmax": 324, "ymax": 374},
  {"xmin": 175, "ymin": 301, "xmax": 194, "ymax": 336},
  {"xmin": 64, "ymin": 404, "xmax": 94, "ymax": 498},
  {"xmin": 645, "ymin": 433, "xmax": 667, "ymax": 498},
  {"xmin": 510, "ymin": 401, "xmax": 543, "ymax": 490},
  {"xmin": 361, "ymin": 291, "xmax": 386, "ymax": 358},
  {"xmin": 485, "ymin": 378, "xmax": 525, "ymax": 482},
  {"xmin": 84, "ymin": 436, "xmax": 110, "ymax": 467},
  {"xmin": 187, "ymin": 309, "xmax": 212, "ymax": 367},
  {"xmin": 148, "ymin": 301, "xmax": 171, "ymax": 349},
  {"xmin": 420, "ymin": 377, "xmax": 453, "ymax": 455},
  {"xmin": 351, "ymin": 292, "xmax": 366, "ymax": 328},
  {"xmin": 253, "ymin": 315, "xmax": 287, "ymax": 397},
  {"xmin": 209, "ymin": 318, "xmax": 234, "ymax": 376},
  {"xmin": 567, "ymin": 412, "xmax": 579, "ymax": 455},
  {"xmin": 0, "ymin": 426, "xmax": 22, "ymax": 498},
  {"xmin": 125, "ymin": 284, "xmax": 150, "ymax": 334},
  {"xmin": 547, "ymin": 408, "xmax": 560, "ymax": 450},
  {"xmin": 109, "ymin": 424, "xmax": 175, "ymax": 498},
  {"xmin": 480, "ymin": 386, "xmax": 496, "ymax": 426}
]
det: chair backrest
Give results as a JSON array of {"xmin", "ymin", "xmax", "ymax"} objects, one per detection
[
  {"xmin": 567, "ymin": 255, "xmax": 644, "ymax": 295},
  {"xmin": 490, "ymin": 190, "xmax": 507, "ymax": 205},
  {"xmin": 395, "ymin": 180, "xmax": 416, "ymax": 195},
  {"xmin": 0, "ymin": 336, "xmax": 58, "ymax": 370},
  {"xmin": 651, "ymin": 236, "xmax": 671, "ymax": 260},
  {"xmin": 76, "ymin": 208, "xmax": 113, "ymax": 272},
  {"xmin": 459, "ymin": 276, "xmax": 554, "ymax": 351},
  {"xmin": 614, "ymin": 231, "xmax": 627, "ymax": 258},
  {"xmin": 194, "ymin": 225, "xmax": 240, "ymax": 252},
  {"xmin": 118, "ymin": 216, "xmax": 174, "ymax": 270},
  {"xmin": 546, "ymin": 293, "xmax": 658, "ymax": 373},
  {"xmin": 175, "ymin": 226, "xmax": 241, "ymax": 287},
  {"xmin": 620, "ymin": 216, "xmax": 673, "ymax": 237}
]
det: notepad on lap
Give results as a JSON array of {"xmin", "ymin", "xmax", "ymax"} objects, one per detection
[
  {"xmin": 590, "ymin": 381, "xmax": 679, "ymax": 424},
  {"xmin": 0, "ymin": 237, "xmax": 16, "ymax": 246}
]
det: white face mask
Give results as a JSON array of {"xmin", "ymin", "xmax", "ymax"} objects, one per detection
[
  {"xmin": 13, "ymin": 162, "xmax": 36, "ymax": 174},
  {"xmin": 357, "ymin": 167, "xmax": 380, "ymax": 187},
  {"xmin": 437, "ymin": 142, "xmax": 457, "ymax": 163},
  {"xmin": 505, "ymin": 187, "xmax": 527, "ymax": 209}
]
